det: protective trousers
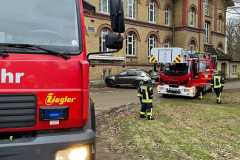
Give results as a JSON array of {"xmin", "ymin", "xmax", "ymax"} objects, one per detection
[
  {"xmin": 140, "ymin": 103, "xmax": 153, "ymax": 120},
  {"xmin": 214, "ymin": 87, "xmax": 223, "ymax": 104}
]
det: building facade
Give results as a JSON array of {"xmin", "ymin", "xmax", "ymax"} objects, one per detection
[{"xmin": 84, "ymin": 0, "xmax": 234, "ymax": 81}]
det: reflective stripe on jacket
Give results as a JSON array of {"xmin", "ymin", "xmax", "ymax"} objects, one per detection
[
  {"xmin": 139, "ymin": 85, "xmax": 153, "ymax": 104},
  {"xmin": 137, "ymin": 86, "xmax": 142, "ymax": 97},
  {"xmin": 212, "ymin": 75, "xmax": 223, "ymax": 88}
]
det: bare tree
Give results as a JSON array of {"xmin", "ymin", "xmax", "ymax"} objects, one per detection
[{"xmin": 226, "ymin": 18, "xmax": 240, "ymax": 59}]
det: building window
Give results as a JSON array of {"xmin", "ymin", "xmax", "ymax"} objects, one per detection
[
  {"xmin": 218, "ymin": 15, "xmax": 223, "ymax": 33},
  {"xmin": 100, "ymin": 0, "xmax": 109, "ymax": 14},
  {"xmin": 204, "ymin": 0, "xmax": 209, "ymax": 16},
  {"xmin": 127, "ymin": 0, "xmax": 136, "ymax": 19},
  {"xmin": 189, "ymin": 6, "xmax": 197, "ymax": 27},
  {"xmin": 99, "ymin": 28, "xmax": 110, "ymax": 52},
  {"xmin": 126, "ymin": 32, "xmax": 137, "ymax": 56},
  {"xmin": 164, "ymin": 7, "xmax": 171, "ymax": 26},
  {"xmin": 163, "ymin": 39, "xmax": 170, "ymax": 48},
  {"xmin": 205, "ymin": 21, "xmax": 210, "ymax": 43},
  {"xmin": 148, "ymin": 0, "xmax": 156, "ymax": 23},
  {"xmin": 189, "ymin": 39, "xmax": 197, "ymax": 51},
  {"xmin": 148, "ymin": 35, "xmax": 156, "ymax": 56},
  {"xmin": 233, "ymin": 65, "xmax": 237, "ymax": 73},
  {"xmin": 217, "ymin": 43, "xmax": 224, "ymax": 51}
]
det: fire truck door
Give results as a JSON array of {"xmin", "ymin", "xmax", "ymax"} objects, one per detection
[{"xmin": 192, "ymin": 60, "xmax": 199, "ymax": 78}]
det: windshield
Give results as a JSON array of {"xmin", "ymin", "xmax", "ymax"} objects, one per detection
[
  {"xmin": 0, "ymin": 0, "xmax": 80, "ymax": 54},
  {"xmin": 139, "ymin": 71, "xmax": 150, "ymax": 77},
  {"xmin": 164, "ymin": 63, "xmax": 189, "ymax": 76}
]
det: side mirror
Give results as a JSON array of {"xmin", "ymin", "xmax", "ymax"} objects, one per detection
[
  {"xmin": 106, "ymin": 33, "xmax": 123, "ymax": 50},
  {"xmin": 110, "ymin": 0, "xmax": 125, "ymax": 33}
]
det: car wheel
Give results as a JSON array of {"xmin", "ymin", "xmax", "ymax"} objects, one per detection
[
  {"xmin": 133, "ymin": 81, "xmax": 140, "ymax": 88},
  {"xmin": 106, "ymin": 79, "xmax": 116, "ymax": 87},
  {"xmin": 162, "ymin": 94, "xmax": 171, "ymax": 98}
]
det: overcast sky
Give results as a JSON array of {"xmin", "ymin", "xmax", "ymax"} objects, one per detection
[{"xmin": 227, "ymin": 1, "xmax": 240, "ymax": 19}]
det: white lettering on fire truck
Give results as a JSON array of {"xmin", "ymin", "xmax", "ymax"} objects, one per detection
[
  {"xmin": 0, "ymin": 68, "xmax": 24, "ymax": 84},
  {"xmin": 45, "ymin": 93, "xmax": 77, "ymax": 105}
]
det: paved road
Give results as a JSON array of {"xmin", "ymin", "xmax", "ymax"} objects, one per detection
[
  {"xmin": 224, "ymin": 81, "xmax": 240, "ymax": 90},
  {"xmin": 90, "ymin": 81, "xmax": 240, "ymax": 114},
  {"xmin": 90, "ymin": 87, "xmax": 138, "ymax": 114}
]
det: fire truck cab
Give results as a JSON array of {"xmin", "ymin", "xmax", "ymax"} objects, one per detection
[{"xmin": 151, "ymin": 48, "xmax": 216, "ymax": 97}]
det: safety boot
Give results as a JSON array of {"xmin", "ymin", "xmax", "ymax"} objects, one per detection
[
  {"xmin": 147, "ymin": 115, "xmax": 154, "ymax": 120},
  {"xmin": 139, "ymin": 112, "xmax": 146, "ymax": 119},
  {"xmin": 216, "ymin": 97, "xmax": 222, "ymax": 104}
]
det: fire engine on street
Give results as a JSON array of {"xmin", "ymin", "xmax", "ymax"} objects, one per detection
[{"xmin": 151, "ymin": 48, "xmax": 217, "ymax": 97}]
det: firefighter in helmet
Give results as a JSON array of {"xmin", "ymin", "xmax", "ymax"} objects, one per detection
[
  {"xmin": 211, "ymin": 71, "xmax": 224, "ymax": 104},
  {"xmin": 137, "ymin": 79, "xmax": 154, "ymax": 120}
]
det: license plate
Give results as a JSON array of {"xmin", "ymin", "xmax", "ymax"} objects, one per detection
[{"xmin": 167, "ymin": 88, "xmax": 181, "ymax": 94}]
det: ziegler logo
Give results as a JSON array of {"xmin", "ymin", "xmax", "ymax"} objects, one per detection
[{"xmin": 45, "ymin": 93, "xmax": 77, "ymax": 105}]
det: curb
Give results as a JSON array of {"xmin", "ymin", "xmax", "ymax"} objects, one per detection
[{"xmin": 90, "ymin": 80, "xmax": 106, "ymax": 88}]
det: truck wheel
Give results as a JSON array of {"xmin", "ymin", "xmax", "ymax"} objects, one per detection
[
  {"xmin": 84, "ymin": 98, "xmax": 96, "ymax": 131},
  {"xmin": 195, "ymin": 88, "xmax": 203, "ymax": 99},
  {"xmin": 90, "ymin": 98, "xmax": 96, "ymax": 131},
  {"xmin": 85, "ymin": 98, "xmax": 96, "ymax": 160}
]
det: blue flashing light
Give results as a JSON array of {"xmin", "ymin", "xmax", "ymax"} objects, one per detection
[{"xmin": 40, "ymin": 107, "xmax": 69, "ymax": 121}]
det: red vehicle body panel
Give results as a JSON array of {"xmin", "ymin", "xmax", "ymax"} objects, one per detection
[
  {"xmin": 0, "ymin": 0, "xmax": 90, "ymax": 133},
  {"xmin": 159, "ymin": 55, "xmax": 216, "ymax": 89}
]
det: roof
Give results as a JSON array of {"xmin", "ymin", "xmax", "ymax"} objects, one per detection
[{"xmin": 204, "ymin": 45, "xmax": 232, "ymax": 61}]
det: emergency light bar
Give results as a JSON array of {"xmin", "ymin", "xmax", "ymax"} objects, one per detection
[{"xmin": 40, "ymin": 107, "xmax": 69, "ymax": 121}]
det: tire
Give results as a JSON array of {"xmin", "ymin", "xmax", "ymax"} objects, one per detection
[
  {"xmin": 133, "ymin": 81, "xmax": 140, "ymax": 88},
  {"xmin": 90, "ymin": 98, "xmax": 96, "ymax": 131},
  {"xmin": 162, "ymin": 94, "xmax": 170, "ymax": 98},
  {"xmin": 106, "ymin": 79, "xmax": 115, "ymax": 87},
  {"xmin": 195, "ymin": 87, "xmax": 203, "ymax": 98},
  {"xmin": 83, "ymin": 98, "xmax": 96, "ymax": 160},
  {"xmin": 85, "ymin": 98, "xmax": 96, "ymax": 131}
]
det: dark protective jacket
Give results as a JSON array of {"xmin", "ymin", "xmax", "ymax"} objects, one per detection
[
  {"xmin": 138, "ymin": 83, "xmax": 153, "ymax": 104},
  {"xmin": 211, "ymin": 74, "xmax": 224, "ymax": 89}
]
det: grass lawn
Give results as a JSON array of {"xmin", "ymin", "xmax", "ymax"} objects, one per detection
[{"xmin": 98, "ymin": 90, "xmax": 240, "ymax": 160}]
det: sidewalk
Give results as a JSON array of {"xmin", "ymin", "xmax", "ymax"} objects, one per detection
[
  {"xmin": 224, "ymin": 80, "xmax": 240, "ymax": 90},
  {"xmin": 90, "ymin": 80, "xmax": 105, "ymax": 88}
]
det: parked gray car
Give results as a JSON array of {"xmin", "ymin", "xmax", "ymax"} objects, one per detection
[{"xmin": 105, "ymin": 69, "xmax": 152, "ymax": 88}]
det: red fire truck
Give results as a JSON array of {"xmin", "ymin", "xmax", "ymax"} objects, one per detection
[
  {"xmin": 0, "ymin": 0, "xmax": 124, "ymax": 160},
  {"xmin": 153, "ymin": 48, "xmax": 216, "ymax": 97}
]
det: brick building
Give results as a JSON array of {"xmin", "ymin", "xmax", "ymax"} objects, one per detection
[{"xmin": 84, "ymin": 0, "xmax": 234, "ymax": 81}]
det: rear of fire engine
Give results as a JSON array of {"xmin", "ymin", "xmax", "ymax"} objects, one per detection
[{"xmin": 0, "ymin": 0, "xmax": 124, "ymax": 160}]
